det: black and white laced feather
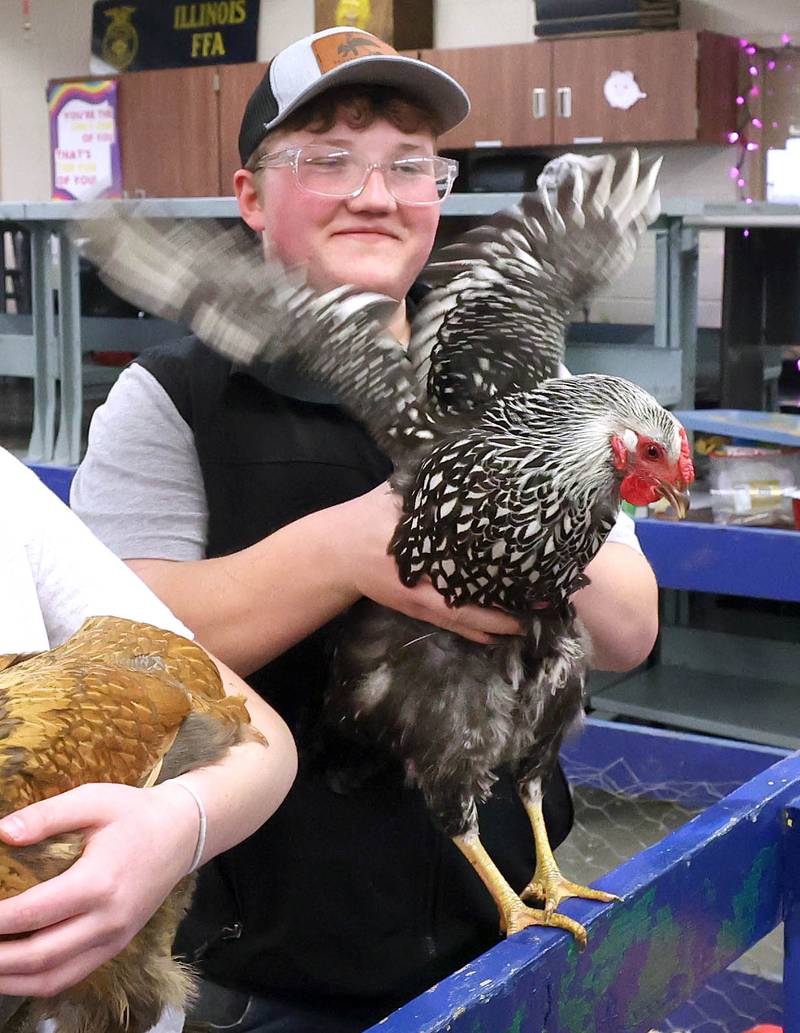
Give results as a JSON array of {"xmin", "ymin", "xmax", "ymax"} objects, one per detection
[
  {"xmin": 71, "ymin": 149, "xmax": 678, "ymax": 836},
  {"xmin": 409, "ymin": 150, "xmax": 661, "ymax": 414}
]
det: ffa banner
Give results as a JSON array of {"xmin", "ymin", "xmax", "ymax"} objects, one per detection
[{"xmin": 90, "ymin": 1, "xmax": 259, "ymax": 73}]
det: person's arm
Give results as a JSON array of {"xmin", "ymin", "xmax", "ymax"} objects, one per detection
[
  {"xmin": 573, "ymin": 532, "xmax": 658, "ymax": 672},
  {"xmin": 0, "ymin": 456, "xmax": 297, "ymax": 996},
  {"xmin": 552, "ymin": 368, "xmax": 658, "ymax": 672},
  {"xmin": 0, "ymin": 661, "xmax": 296, "ymax": 998},
  {"xmin": 70, "ymin": 363, "xmax": 209, "ymax": 563},
  {"xmin": 130, "ymin": 482, "xmax": 522, "ymax": 676},
  {"xmin": 72, "ymin": 368, "xmax": 521, "ymax": 674}
]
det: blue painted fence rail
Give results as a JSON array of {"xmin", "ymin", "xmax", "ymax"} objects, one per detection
[
  {"xmin": 561, "ymin": 717, "xmax": 788, "ymax": 808},
  {"xmin": 369, "ymin": 720, "xmax": 798, "ymax": 1033},
  {"xmin": 635, "ymin": 517, "xmax": 800, "ymax": 602},
  {"xmin": 785, "ymin": 797, "xmax": 800, "ymax": 1033},
  {"xmin": 27, "ymin": 462, "xmax": 75, "ymax": 505}
]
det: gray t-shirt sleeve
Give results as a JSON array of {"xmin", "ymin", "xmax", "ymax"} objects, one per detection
[{"xmin": 70, "ymin": 364, "xmax": 208, "ymax": 561}]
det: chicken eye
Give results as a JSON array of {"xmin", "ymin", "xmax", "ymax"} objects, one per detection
[{"xmin": 645, "ymin": 444, "xmax": 661, "ymax": 460}]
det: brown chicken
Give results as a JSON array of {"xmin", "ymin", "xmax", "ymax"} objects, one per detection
[{"xmin": 0, "ymin": 615, "xmax": 263, "ymax": 1033}]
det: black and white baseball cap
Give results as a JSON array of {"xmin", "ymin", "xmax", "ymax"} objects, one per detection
[{"xmin": 238, "ymin": 26, "xmax": 470, "ymax": 165}]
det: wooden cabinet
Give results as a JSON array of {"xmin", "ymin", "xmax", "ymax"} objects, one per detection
[
  {"xmin": 118, "ymin": 61, "xmax": 269, "ymax": 197},
  {"xmin": 118, "ymin": 67, "xmax": 221, "ymax": 197},
  {"xmin": 420, "ymin": 42, "xmax": 553, "ymax": 149},
  {"xmin": 552, "ymin": 30, "xmax": 738, "ymax": 146},
  {"xmin": 117, "ymin": 29, "xmax": 739, "ymax": 196},
  {"xmin": 420, "ymin": 30, "xmax": 738, "ymax": 149}
]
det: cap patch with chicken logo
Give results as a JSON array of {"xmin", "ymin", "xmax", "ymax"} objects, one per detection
[{"xmin": 311, "ymin": 30, "xmax": 396, "ymax": 72}]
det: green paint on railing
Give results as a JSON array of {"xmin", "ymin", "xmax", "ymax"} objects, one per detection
[
  {"xmin": 626, "ymin": 905, "xmax": 687, "ymax": 1025},
  {"xmin": 508, "ymin": 1001, "xmax": 526, "ymax": 1033},
  {"xmin": 555, "ymin": 889, "xmax": 662, "ymax": 1030},
  {"xmin": 715, "ymin": 844, "xmax": 777, "ymax": 963},
  {"xmin": 466, "ymin": 1000, "xmax": 525, "ymax": 1033}
]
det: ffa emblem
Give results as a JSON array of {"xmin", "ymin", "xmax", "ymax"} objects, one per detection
[{"xmin": 101, "ymin": 6, "xmax": 139, "ymax": 72}]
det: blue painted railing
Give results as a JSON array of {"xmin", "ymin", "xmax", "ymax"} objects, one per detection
[
  {"xmin": 635, "ymin": 518, "xmax": 800, "ymax": 603},
  {"xmin": 369, "ymin": 720, "xmax": 797, "ymax": 1033},
  {"xmin": 27, "ymin": 462, "xmax": 75, "ymax": 505},
  {"xmin": 785, "ymin": 798, "xmax": 800, "ymax": 1033}
]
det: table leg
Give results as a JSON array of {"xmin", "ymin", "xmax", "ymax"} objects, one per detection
[
  {"xmin": 26, "ymin": 225, "xmax": 57, "ymax": 462},
  {"xmin": 53, "ymin": 231, "xmax": 82, "ymax": 465}
]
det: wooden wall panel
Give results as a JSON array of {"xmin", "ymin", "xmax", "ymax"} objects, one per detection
[
  {"xmin": 118, "ymin": 67, "xmax": 219, "ymax": 197},
  {"xmin": 697, "ymin": 31, "xmax": 739, "ymax": 144},
  {"xmin": 218, "ymin": 62, "xmax": 268, "ymax": 193}
]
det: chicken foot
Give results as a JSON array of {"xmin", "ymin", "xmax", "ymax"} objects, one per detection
[
  {"xmin": 452, "ymin": 830, "xmax": 587, "ymax": 942},
  {"xmin": 518, "ymin": 779, "xmax": 618, "ymax": 944}
]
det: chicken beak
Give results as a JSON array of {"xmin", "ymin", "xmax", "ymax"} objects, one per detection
[{"xmin": 657, "ymin": 478, "xmax": 691, "ymax": 519}]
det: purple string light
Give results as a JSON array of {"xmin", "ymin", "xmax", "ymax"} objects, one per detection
[{"xmin": 726, "ymin": 34, "xmax": 799, "ymax": 205}]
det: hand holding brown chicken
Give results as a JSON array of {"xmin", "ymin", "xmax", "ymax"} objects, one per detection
[{"xmin": 0, "ymin": 615, "xmax": 263, "ymax": 1033}]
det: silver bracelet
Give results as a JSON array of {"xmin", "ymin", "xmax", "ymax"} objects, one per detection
[{"xmin": 169, "ymin": 778, "xmax": 208, "ymax": 875}]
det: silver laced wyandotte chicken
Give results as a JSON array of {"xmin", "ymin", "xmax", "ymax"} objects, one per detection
[
  {"xmin": 0, "ymin": 616, "xmax": 261, "ymax": 1033},
  {"xmin": 71, "ymin": 148, "xmax": 694, "ymax": 948}
]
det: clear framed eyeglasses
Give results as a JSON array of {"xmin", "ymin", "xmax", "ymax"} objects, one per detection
[{"xmin": 254, "ymin": 144, "xmax": 459, "ymax": 206}]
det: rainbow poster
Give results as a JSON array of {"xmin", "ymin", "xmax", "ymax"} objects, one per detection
[{"xmin": 47, "ymin": 79, "xmax": 122, "ymax": 201}]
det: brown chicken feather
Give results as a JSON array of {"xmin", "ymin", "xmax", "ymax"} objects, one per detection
[{"xmin": 0, "ymin": 615, "xmax": 263, "ymax": 1033}]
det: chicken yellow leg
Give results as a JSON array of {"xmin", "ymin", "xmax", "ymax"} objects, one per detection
[
  {"xmin": 519, "ymin": 785, "xmax": 618, "ymax": 937},
  {"xmin": 452, "ymin": 830, "xmax": 588, "ymax": 944}
]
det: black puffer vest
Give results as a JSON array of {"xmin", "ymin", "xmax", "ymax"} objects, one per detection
[{"xmin": 137, "ymin": 337, "xmax": 574, "ymax": 1023}]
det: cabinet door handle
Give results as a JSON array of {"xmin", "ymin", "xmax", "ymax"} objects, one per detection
[
  {"xmin": 556, "ymin": 86, "xmax": 572, "ymax": 118},
  {"xmin": 532, "ymin": 87, "xmax": 547, "ymax": 119}
]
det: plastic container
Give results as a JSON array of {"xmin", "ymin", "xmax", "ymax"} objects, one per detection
[{"xmin": 708, "ymin": 445, "xmax": 800, "ymax": 527}]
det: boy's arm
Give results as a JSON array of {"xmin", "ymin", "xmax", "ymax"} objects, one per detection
[
  {"xmin": 574, "ymin": 542, "xmax": 658, "ymax": 672},
  {"xmin": 129, "ymin": 483, "xmax": 522, "ymax": 675},
  {"xmin": 73, "ymin": 370, "xmax": 520, "ymax": 675}
]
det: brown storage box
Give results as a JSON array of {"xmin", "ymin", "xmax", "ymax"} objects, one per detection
[{"xmin": 314, "ymin": 0, "xmax": 432, "ymax": 51}]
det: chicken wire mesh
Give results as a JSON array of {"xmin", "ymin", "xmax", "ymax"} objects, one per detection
[{"xmin": 557, "ymin": 749, "xmax": 784, "ymax": 1033}]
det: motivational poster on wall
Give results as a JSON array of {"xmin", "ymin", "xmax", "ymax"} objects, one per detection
[{"xmin": 47, "ymin": 79, "xmax": 122, "ymax": 202}]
